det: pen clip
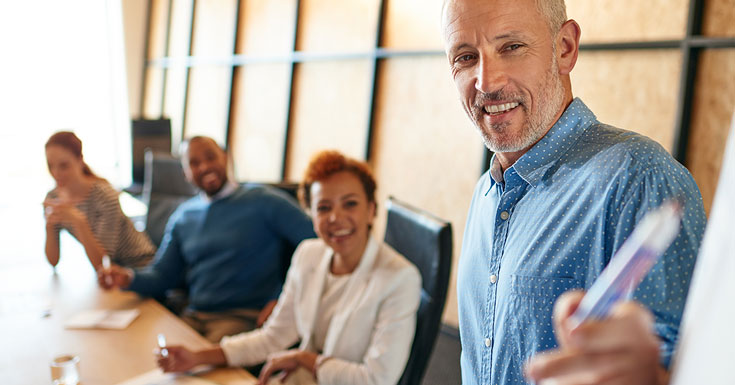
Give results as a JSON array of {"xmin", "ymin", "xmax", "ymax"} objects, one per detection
[
  {"xmin": 102, "ymin": 255, "xmax": 112, "ymax": 286},
  {"xmin": 157, "ymin": 333, "xmax": 168, "ymax": 358}
]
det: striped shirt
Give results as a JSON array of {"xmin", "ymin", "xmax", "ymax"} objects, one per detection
[{"xmin": 46, "ymin": 181, "xmax": 155, "ymax": 267}]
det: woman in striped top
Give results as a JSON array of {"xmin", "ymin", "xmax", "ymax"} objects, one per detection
[{"xmin": 44, "ymin": 131, "xmax": 155, "ymax": 269}]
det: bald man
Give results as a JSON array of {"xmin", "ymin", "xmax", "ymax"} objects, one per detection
[{"xmin": 100, "ymin": 136, "xmax": 315, "ymax": 343}]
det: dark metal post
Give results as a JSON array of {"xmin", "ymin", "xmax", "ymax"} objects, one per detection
[
  {"xmin": 139, "ymin": 0, "xmax": 153, "ymax": 117},
  {"xmin": 363, "ymin": 0, "xmax": 387, "ymax": 162},
  {"xmin": 280, "ymin": 0, "xmax": 302, "ymax": 180},
  {"xmin": 159, "ymin": 0, "xmax": 175, "ymax": 116},
  {"xmin": 180, "ymin": 0, "xmax": 197, "ymax": 139},
  {"xmin": 224, "ymin": 0, "xmax": 243, "ymax": 153},
  {"xmin": 672, "ymin": 0, "xmax": 704, "ymax": 165}
]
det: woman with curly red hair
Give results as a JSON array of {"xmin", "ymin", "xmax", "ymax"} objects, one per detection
[{"xmin": 157, "ymin": 150, "xmax": 421, "ymax": 385}]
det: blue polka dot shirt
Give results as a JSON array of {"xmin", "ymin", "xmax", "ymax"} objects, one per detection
[{"xmin": 457, "ymin": 98, "xmax": 707, "ymax": 385}]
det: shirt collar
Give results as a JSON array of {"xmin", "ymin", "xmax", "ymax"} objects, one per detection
[
  {"xmin": 486, "ymin": 98, "xmax": 597, "ymax": 193},
  {"xmin": 200, "ymin": 180, "xmax": 239, "ymax": 202}
]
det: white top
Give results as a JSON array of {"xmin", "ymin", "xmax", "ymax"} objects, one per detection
[
  {"xmin": 219, "ymin": 237, "xmax": 422, "ymax": 385},
  {"xmin": 313, "ymin": 270, "xmax": 351, "ymax": 352}
]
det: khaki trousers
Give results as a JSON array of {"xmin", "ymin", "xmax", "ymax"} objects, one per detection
[{"xmin": 181, "ymin": 308, "xmax": 259, "ymax": 343}]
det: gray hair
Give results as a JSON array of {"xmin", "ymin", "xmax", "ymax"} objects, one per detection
[
  {"xmin": 536, "ymin": 0, "xmax": 568, "ymax": 34},
  {"xmin": 442, "ymin": 0, "xmax": 568, "ymax": 35}
]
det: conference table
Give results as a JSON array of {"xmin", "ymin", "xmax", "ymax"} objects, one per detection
[{"xmin": 0, "ymin": 241, "xmax": 257, "ymax": 385}]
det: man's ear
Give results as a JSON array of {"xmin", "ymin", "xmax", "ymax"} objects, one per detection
[
  {"xmin": 181, "ymin": 159, "xmax": 194, "ymax": 184},
  {"xmin": 556, "ymin": 19, "xmax": 581, "ymax": 76}
]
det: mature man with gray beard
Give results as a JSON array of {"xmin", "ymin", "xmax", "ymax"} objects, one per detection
[{"xmin": 442, "ymin": 0, "xmax": 707, "ymax": 383}]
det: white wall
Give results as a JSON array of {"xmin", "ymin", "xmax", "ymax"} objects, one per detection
[{"xmin": 0, "ymin": 0, "xmax": 131, "ymax": 203}]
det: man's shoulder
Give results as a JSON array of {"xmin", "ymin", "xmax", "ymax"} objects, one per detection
[
  {"xmin": 577, "ymin": 123, "xmax": 680, "ymax": 170},
  {"xmin": 469, "ymin": 170, "xmax": 493, "ymax": 198},
  {"xmin": 168, "ymin": 195, "xmax": 207, "ymax": 221},
  {"xmin": 234, "ymin": 183, "xmax": 295, "ymax": 202}
]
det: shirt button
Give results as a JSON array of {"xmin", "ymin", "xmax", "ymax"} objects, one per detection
[
  {"xmin": 485, "ymin": 338, "xmax": 492, "ymax": 347},
  {"xmin": 500, "ymin": 211, "xmax": 509, "ymax": 220},
  {"xmin": 490, "ymin": 274, "xmax": 498, "ymax": 284}
]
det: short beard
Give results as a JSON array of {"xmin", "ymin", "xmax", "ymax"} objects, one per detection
[{"xmin": 470, "ymin": 56, "xmax": 565, "ymax": 153}]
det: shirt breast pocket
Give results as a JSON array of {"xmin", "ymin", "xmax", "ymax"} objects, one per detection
[{"xmin": 506, "ymin": 275, "xmax": 583, "ymax": 361}]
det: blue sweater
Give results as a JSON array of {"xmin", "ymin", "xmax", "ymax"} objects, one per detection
[{"xmin": 129, "ymin": 184, "xmax": 315, "ymax": 312}]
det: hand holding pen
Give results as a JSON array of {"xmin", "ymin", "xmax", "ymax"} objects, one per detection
[
  {"xmin": 101, "ymin": 255, "xmax": 112, "ymax": 287},
  {"xmin": 155, "ymin": 338, "xmax": 202, "ymax": 373},
  {"xmin": 525, "ymin": 201, "xmax": 682, "ymax": 385},
  {"xmin": 96, "ymin": 260, "xmax": 134, "ymax": 290},
  {"xmin": 525, "ymin": 291, "xmax": 668, "ymax": 385}
]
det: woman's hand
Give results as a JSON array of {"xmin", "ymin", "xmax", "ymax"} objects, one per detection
[
  {"xmin": 43, "ymin": 199, "xmax": 85, "ymax": 229},
  {"xmin": 156, "ymin": 346, "xmax": 228, "ymax": 374},
  {"xmin": 43, "ymin": 199, "xmax": 63, "ymax": 228},
  {"xmin": 258, "ymin": 350, "xmax": 318, "ymax": 385},
  {"xmin": 156, "ymin": 345, "xmax": 201, "ymax": 373},
  {"xmin": 51, "ymin": 202, "xmax": 85, "ymax": 228}
]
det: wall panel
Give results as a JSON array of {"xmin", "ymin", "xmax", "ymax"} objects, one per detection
[
  {"xmin": 148, "ymin": 0, "xmax": 171, "ymax": 59},
  {"xmin": 185, "ymin": 67, "xmax": 232, "ymax": 145},
  {"xmin": 161, "ymin": 0, "xmax": 194, "ymax": 149},
  {"xmin": 184, "ymin": 0, "xmax": 237, "ymax": 144},
  {"xmin": 163, "ymin": 66, "xmax": 189, "ymax": 151},
  {"xmin": 142, "ymin": 0, "xmax": 170, "ymax": 118},
  {"xmin": 566, "ymin": 0, "xmax": 688, "ymax": 43},
  {"xmin": 297, "ymin": 0, "xmax": 379, "ymax": 52},
  {"xmin": 237, "ymin": 0, "xmax": 296, "ymax": 54},
  {"xmin": 371, "ymin": 56, "xmax": 485, "ymax": 327},
  {"xmin": 703, "ymin": 0, "xmax": 735, "ymax": 37},
  {"xmin": 143, "ymin": 67, "xmax": 165, "ymax": 118},
  {"xmin": 121, "ymin": 0, "xmax": 148, "ymax": 118},
  {"xmin": 231, "ymin": 63, "xmax": 291, "ymax": 182},
  {"xmin": 687, "ymin": 50, "xmax": 735, "ymax": 214},
  {"xmin": 285, "ymin": 60, "xmax": 372, "ymax": 180},
  {"xmin": 383, "ymin": 0, "xmax": 443, "ymax": 49},
  {"xmin": 571, "ymin": 50, "xmax": 682, "ymax": 152}
]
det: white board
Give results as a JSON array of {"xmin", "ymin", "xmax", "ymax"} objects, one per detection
[{"xmin": 670, "ymin": 113, "xmax": 735, "ymax": 385}]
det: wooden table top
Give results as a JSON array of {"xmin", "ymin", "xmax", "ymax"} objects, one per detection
[{"xmin": 0, "ymin": 247, "xmax": 256, "ymax": 385}]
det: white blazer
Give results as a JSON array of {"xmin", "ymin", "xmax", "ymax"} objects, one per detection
[{"xmin": 221, "ymin": 237, "xmax": 422, "ymax": 385}]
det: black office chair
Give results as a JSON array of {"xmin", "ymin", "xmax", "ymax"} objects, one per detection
[
  {"xmin": 141, "ymin": 149, "xmax": 198, "ymax": 248},
  {"xmin": 384, "ymin": 197, "xmax": 453, "ymax": 385},
  {"xmin": 265, "ymin": 181, "xmax": 299, "ymax": 202},
  {"xmin": 126, "ymin": 118, "xmax": 172, "ymax": 196},
  {"xmin": 245, "ymin": 181, "xmax": 303, "ymax": 282}
]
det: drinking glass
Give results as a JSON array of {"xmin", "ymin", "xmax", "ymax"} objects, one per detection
[{"xmin": 50, "ymin": 354, "xmax": 80, "ymax": 385}]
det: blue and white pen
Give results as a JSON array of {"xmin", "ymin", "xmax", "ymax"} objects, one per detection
[{"xmin": 568, "ymin": 200, "xmax": 683, "ymax": 330}]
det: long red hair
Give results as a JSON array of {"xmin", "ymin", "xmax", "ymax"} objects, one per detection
[{"xmin": 45, "ymin": 131, "xmax": 103, "ymax": 180}]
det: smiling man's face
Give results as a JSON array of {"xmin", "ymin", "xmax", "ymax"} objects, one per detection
[
  {"xmin": 183, "ymin": 138, "xmax": 228, "ymax": 196},
  {"xmin": 443, "ymin": 0, "xmax": 567, "ymax": 156}
]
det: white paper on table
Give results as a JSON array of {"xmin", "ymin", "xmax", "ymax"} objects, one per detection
[
  {"xmin": 670, "ymin": 112, "xmax": 735, "ymax": 385},
  {"xmin": 115, "ymin": 369, "xmax": 222, "ymax": 385},
  {"xmin": 65, "ymin": 309, "xmax": 140, "ymax": 329}
]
